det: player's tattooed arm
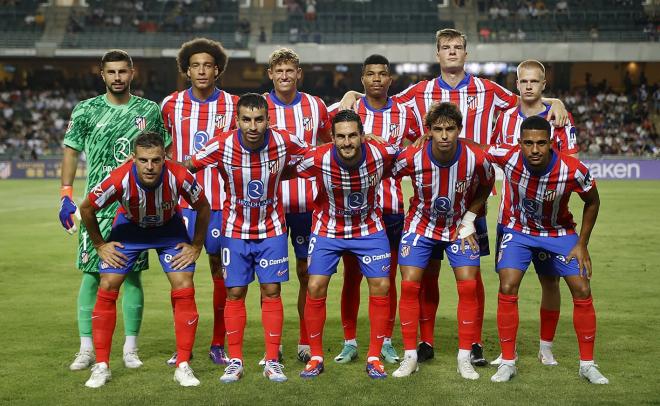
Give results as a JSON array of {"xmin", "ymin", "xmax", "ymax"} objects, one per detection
[
  {"xmin": 79, "ymin": 197, "xmax": 128, "ymax": 268},
  {"xmin": 566, "ymin": 187, "xmax": 600, "ymax": 279},
  {"xmin": 171, "ymin": 200, "xmax": 210, "ymax": 270},
  {"xmin": 338, "ymin": 90, "xmax": 364, "ymax": 111}
]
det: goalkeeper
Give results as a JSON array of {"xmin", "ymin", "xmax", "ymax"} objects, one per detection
[{"xmin": 59, "ymin": 49, "xmax": 170, "ymax": 371}]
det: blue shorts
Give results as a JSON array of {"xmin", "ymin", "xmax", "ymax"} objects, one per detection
[
  {"xmin": 181, "ymin": 208, "xmax": 223, "ymax": 256},
  {"xmin": 286, "ymin": 212, "xmax": 312, "ymax": 260},
  {"xmin": 496, "ymin": 227, "xmax": 581, "ymax": 277},
  {"xmin": 308, "ymin": 231, "xmax": 391, "ymax": 278},
  {"xmin": 219, "ymin": 233, "xmax": 289, "ymax": 288},
  {"xmin": 100, "ymin": 213, "xmax": 193, "ymax": 274},
  {"xmin": 383, "ymin": 213, "xmax": 404, "ymax": 247},
  {"xmin": 398, "ymin": 232, "xmax": 481, "ymax": 269}
]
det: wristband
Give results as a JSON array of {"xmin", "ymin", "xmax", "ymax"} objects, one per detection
[{"xmin": 61, "ymin": 185, "xmax": 74, "ymax": 199}]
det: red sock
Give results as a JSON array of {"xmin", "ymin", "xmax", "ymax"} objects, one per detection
[
  {"xmin": 497, "ymin": 293, "xmax": 519, "ymax": 361},
  {"xmin": 386, "ymin": 248, "xmax": 398, "ymax": 338},
  {"xmin": 340, "ymin": 254, "xmax": 362, "ymax": 341},
  {"xmin": 211, "ymin": 277, "xmax": 226, "ymax": 347},
  {"xmin": 540, "ymin": 307, "xmax": 560, "ymax": 342},
  {"xmin": 368, "ymin": 295, "xmax": 390, "ymax": 359},
  {"xmin": 399, "ymin": 280, "xmax": 421, "ymax": 351},
  {"xmin": 457, "ymin": 280, "xmax": 479, "ymax": 351},
  {"xmin": 475, "ymin": 271, "xmax": 485, "ymax": 344},
  {"xmin": 92, "ymin": 289, "xmax": 119, "ymax": 365},
  {"xmin": 262, "ymin": 297, "xmax": 283, "ymax": 360},
  {"xmin": 304, "ymin": 295, "xmax": 327, "ymax": 358},
  {"xmin": 224, "ymin": 298, "xmax": 246, "ymax": 361},
  {"xmin": 172, "ymin": 287, "xmax": 198, "ymax": 366},
  {"xmin": 299, "ymin": 317, "xmax": 309, "ymax": 346},
  {"xmin": 573, "ymin": 296, "xmax": 596, "ymax": 361},
  {"xmin": 419, "ymin": 271, "xmax": 439, "ymax": 346}
]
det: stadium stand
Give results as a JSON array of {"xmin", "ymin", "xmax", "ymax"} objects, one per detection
[{"xmin": 0, "ymin": 0, "xmax": 45, "ymax": 47}]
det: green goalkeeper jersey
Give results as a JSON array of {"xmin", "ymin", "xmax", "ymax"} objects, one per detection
[{"xmin": 64, "ymin": 93, "xmax": 171, "ymax": 218}]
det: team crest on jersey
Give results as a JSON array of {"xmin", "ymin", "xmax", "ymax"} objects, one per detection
[
  {"xmin": 161, "ymin": 200, "xmax": 176, "ymax": 211},
  {"xmin": 401, "ymin": 245, "xmax": 411, "ymax": 258},
  {"xmin": 268, "ymin": 160, "xmax": 280, "ymax": 174},
  {"xmin": 134, "ymin": 116, "xmax": 147, "ymax": 131},
  {"xmin": 389, "ymin": 123, "xmax": 399, "ymax": 135},
  {"xmin": 215, "ymin": 114, "xmax": 226, "ymax": 129},
  {"xmin": 466, "ymin": 95, "xmax": 478, "ymax": 111},
  {"xmin": 543, "ymin": 189, "xmax": 556, "ymax": 202},
  {"xmin": 368, "ymin": 174, "xmax": 377, "ymax": 187},
  {"xmin": 302, "ymin": 117, "xmax": 313, "ymax": 131},
  {"xmin": 455, "ymin": 180, "xmax": 468, "ymax": 193}
]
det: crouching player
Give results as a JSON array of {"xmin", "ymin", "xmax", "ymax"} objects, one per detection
[
  {"xmin": 390, "ymin": 102, "xmax": 494, "ymax": 380},
  {"xmin": 296, "ymin": 110, "xmax": 398, "ymax": 379},
  {"xmin": 79, "ymin": 131, "xmax": 210, "ymax": 388},
  {"xmin": 487, "ymin": 115, "xmax": 608, "ymax": 384}
]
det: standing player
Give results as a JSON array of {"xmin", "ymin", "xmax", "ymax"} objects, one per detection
[
  {"xmin": 185, "ymin": 93, "xmax": 309, "ymax": 383},
  {"xmin": 328, "ymin": 54, "xmax": 422, "ymax": 365},
  {"xmin": 340, "ymin": 28, "xmax": 567, "ymax": 365},
  {"xmin": 264, "ymin": 48, "xmax": 331, "ymax": 363},
  {"xmin": 486, "ymin": 116, "xmax": 608, "ymax": 384},
  {"xmin": 490, "ymin": 60, "xmax": 578, "ymax": 366},
  {"xmin": 59, "ymin": 49, "xmax": 169, "ymax": 371},
  {"xmin": 295, "ymin": 110, "xmax": 398, "ymax": 379},
  {"xmin": 79, "ymin": 132, "xmax": 209, "ymax": 388},
  {"xmin": 161, "ymin": 38, "xmax": 238, "ymax": 366},
  {"xmin": 391, "ymin": 102, "xmax": 494, "ymax": 380}
]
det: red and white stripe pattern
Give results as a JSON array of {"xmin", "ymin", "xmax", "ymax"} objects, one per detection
[
  {"xmin": 191, "ymin": 128, "xmax": 308, "ymax": 239},
  {"xmin": 394, "ymin": 74, "xmax": 518, "ymax": 144},
  {"xmin": 296, "ymin": 141, "xmax": 398, "ymax": 238},
  {"xmin": 394, "ymin": 141, "xmax": 494, "ymax": 241},
  {"xmin": 486, "ymin": 144, "xmax": 595, "ymax": 236},
  {"xmin": 88, "ymin": 160, "xmax": 204, "ymax": 228},
  {"xmin": 266, "ymin": 91, "xmax": 330, "ymax": 214},
  {"xmin": 328, "ymin": 98, "xmax": 422, "ymax": 215},
  {"xmin": 161, "ymin": 88, "xmax": 238, "ymax": 210},
  {"xmin": 490, "ymin": 104, "xmax": 579, "ymax": 154}
]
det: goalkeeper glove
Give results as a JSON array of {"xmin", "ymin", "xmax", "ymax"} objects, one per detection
[{"xmin": 59, "ymin": 185, "xmax": 80, "ymax": 235}]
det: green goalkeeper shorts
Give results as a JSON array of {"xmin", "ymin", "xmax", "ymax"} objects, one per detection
[{"xmin": 76, "ymin": 217, "xmax": 149, "ymax": 273}]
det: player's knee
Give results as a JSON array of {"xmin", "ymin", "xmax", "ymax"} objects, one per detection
[
  {"xmin": 368, "ymin": 277, "xmax": 390, "ymax": 296},
  {"xmin": 571, "ymin": 284, "xmax": 591, "ymax": 299},
  {"xmin": 307, "ymin": 280, "xmax": 327, "ymax": 298},
  {"xmin": 260, "ymin": 283, "xmax": 281, "ymax": 299},
  {"xmin": 499, "ymin": 281, "xmax": 519, "ymax": 296},
  {"xmin": 99, "ymin": 278, "xmax": 121, "ymax": 292}
]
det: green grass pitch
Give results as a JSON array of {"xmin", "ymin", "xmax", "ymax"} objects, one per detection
[{"xmin": 1, "ymin": 179, "xmax": 659, "ymax": 405}]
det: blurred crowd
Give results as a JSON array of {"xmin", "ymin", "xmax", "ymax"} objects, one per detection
[{"xmin": 0, "ymin": 82, "xmax": 657, "ymax": 160}]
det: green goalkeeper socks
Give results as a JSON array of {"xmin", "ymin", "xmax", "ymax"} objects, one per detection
[
  {"xmin": 77, "ymin": 272, "xmax": 100, "ymax": 337},
  {"xmin": 122, "ymin": 271, "xmax": 144, "ymax": 336}
]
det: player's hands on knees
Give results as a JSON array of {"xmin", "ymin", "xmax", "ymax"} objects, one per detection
[
  {"xmin": 171, "ymin": 242, "xmax": 202, "ymax": 270},
  {"xmin": 566, "ymin": 242, "xmax": 592, "ymax": 279},
  {"xmin": 96, "ymin": 241, "xmax": 128, "ymax": 268},
  {"xmin": 59, "ymin": 186, "xmax": 80, "ymax": 235},
  {"xmin": 548, "ymin": 100, "xmax": 569, "ymax": 127}
]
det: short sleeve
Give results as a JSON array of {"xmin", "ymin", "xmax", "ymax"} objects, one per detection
[{"xmin": 63, "ymin": 102, "xmax": 88, "ymax": 151}]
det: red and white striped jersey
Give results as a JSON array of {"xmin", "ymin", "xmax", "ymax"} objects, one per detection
[
  {"xmin": 490, "ymin": 104, "xmax": 579, "ymax": 154},
  {"xmin": 393, "ymin": 140, "xmax": 494, "ymax": 241},
  {"xmin": 191, "ymin": 128, "xmax": 308, "ymax": 239},
  {"xmin": 328, "ymin": 97, "xmax": 422, "ymax": 215},
  {"xmin": 486, "ymin": 144, "xmax": 596, "ymax": 237},
  {"xmin": 88, "ymin": 160, "xmax": 206, "ymax": 228},
  {"xmin": 394, "ymin": 74, "xmax": 518, "ymax": 144},
  {"xmin": 161, "ymin": 88, "xmax": 238, "ymax": 210},
  {"xmin": 296, "ymin": 141, "xmax": 398, "ymax": 238},
  {"xmin": 266, "ymin": 91, "xmax": 330, "ymax": 214}
]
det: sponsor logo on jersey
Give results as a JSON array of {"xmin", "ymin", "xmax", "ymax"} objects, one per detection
[
  {"xmin": 134, "ymin": 116, "xmax": 146, "ymax": 131},
  {"xmin": 142, "ymin": 215, "xmax": 160, "ymax": 225},
  {"xmin": 114, "ymin": 137, "xmax": 132, "ymax": 163},
  {"xmin": 215, "ymin": 114, "xmax": 226, "ymax": 129},
  {"xmin": 193, "ymin": 131, "xmax": 209, "ymax": 152},
  {"xmin": 302, "ymin": 117, "xmax": 313, "ymax": 131},
  {"xmin": 466, "ymin": 95, "xmax": 478, "ymax": 111}
]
